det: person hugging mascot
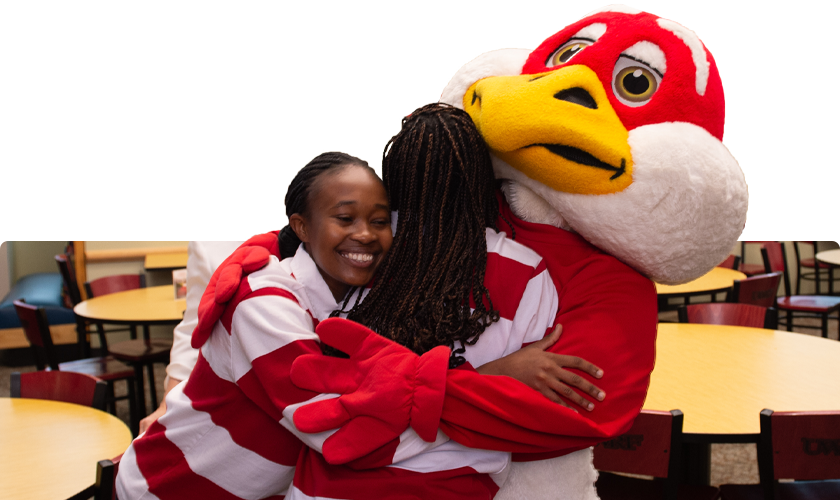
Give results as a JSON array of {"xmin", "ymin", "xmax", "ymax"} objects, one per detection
[{"xmin": 199, "ymin": 5, "xmax": 747, "ymax": 499}]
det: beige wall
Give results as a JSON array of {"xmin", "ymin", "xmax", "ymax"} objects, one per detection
[
  {"xmin": 84, "ymin": 241, "xmax": 187, "ymax": 285},
  {"xmin": 7, "ymin": 241, "xmax": 68, "ymax": 284},
  {"xmin": 0, "ymin": 242, "xmax": 9, "ymax": 299}
]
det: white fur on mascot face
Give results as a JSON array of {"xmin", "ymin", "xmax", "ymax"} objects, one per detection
[{"xmin": 440, "ymin": 6, "xmax": 747, "ymax": 285}]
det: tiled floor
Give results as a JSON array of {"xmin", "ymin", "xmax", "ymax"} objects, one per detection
[{"xmin": 1, "ymin": 315, "xmax": 836, "ymax": 487}]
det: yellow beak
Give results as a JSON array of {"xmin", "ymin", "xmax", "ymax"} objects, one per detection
[{"xmin": 463, "ymin": 65, "xmax": 633, "ymax": 195}]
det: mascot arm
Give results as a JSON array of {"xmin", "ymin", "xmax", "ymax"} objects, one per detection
[{"xmin": 439, "ymin": 256, "xmax": 658, "ymax": 458}]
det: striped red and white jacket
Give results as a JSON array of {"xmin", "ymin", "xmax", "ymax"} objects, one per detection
[{"xmin": 116, "ymin": 228, "xmax": 558, "ymax": 500}]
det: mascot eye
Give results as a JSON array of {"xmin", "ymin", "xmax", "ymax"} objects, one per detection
[
  {"xmin": 612, "ymin": 56, "xmax": 662, "ymax": 107},
  {"xmin": 547, "ymin": 39, "xmax": 592, "ymax": 67}
]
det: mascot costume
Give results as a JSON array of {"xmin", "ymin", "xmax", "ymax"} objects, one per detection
[{"xmin": 190, "ymin": 5, "xmax": 747, "ymax": 499}]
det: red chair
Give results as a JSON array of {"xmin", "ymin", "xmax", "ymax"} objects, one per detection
[
  {"xmin": 718, "ymin": 255, "xmax": 741, "ymax": 270},
  {"xmin": 762, "ymin": 242, "xmax": 840, "ymax": 339},
  {"xmin": 83, "ymin": 274, "xmax": 172, "ymax": 419},
  {"xmin": 594, "ymin": 410, "xmax": 721, "ymax": 500},
  {"xmin": 719, "ymin": 409, "xmax": 840, "ymax": 500},
  {"xmin": 10, "ymin": 370, "xmax": 107, "ymax": 410},
  {"xmin": 793, "ymin": 241, "xmax": 835, "ymax": 295},
  {"xmin": 678, "ymin": 303, "xmax": 778, "ymax": 330},
  {"xmin": 13, "ymin": 299, "xmax": 140, "ymax": 435},
  {"xmin": 728, "ymin": 272, "xmax": 782, "ymax": 308},
  {"xmin": 739, "ymin": 242, "xmax": 770, "ymax": 277},
  {"xmin": 84, "ymin": 274, "xmax": 147, "ymax": 349}
]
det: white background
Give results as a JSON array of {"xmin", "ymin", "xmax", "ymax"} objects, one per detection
[{"xmin": 1, "ymin": 1, "xmax": 837, "ymax": 242}]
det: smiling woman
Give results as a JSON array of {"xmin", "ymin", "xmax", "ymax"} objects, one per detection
[
  {"xmin": 289, "ymin": 164, "xmax": 392, "ymax": 301},
  {"xmin": 114, "ymin": 152, "xmax": 404, "ymax": 500}
]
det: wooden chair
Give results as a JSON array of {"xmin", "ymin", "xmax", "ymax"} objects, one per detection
[
  {"xmin": 739, "ymin": 242, "xmax": 770, "ymax": 277},
  {"xmin": 84, "ymin": 274, "xmax": 147, "ymax": 348},
  {"xmin": 55, "ymin": 253, "xmax": 83, "ymax": 306},
  {"xmin": 13, "ymin": 299, "xmax": 140, "ymax": 435},
  {"xmin": 594, "ymin": 410, "xmax": 721, "ymax": 500},
  {"xmin": 55, "ymin": 253, "xmax": 92, "ymax": 357},
  {"xmin": 761, "ymin": 242, "xmax": 840, "ymax": 338},
  {"xmin": 793, "ymin": 241, "xmax": 835, "ymax": 295},
  {"xmin": 678, "ymin": 303, "xmax": 778, "ymax": 330},
  {"xmin": 718, "ymin": 255, "xmax": 741, "ymax": 270},
  {"xmin": 728, "ymin": 272, "xmax": 782, "ymax": 308},
  {"xmin": 10, "ymin": 370, "xmax": 107, "ymax": 410},
  {"xmin": 83, "ymin": 274, "xmax": 172, "ymax": 419},
  {"xmin": 95, "ymin": 457, "xmax": 119, "ymax": 500},
  {"xmin": 67, "ymin": 455, "xmax": 121, "ymax": 500},
  {"xmin": 719, "ymin": 409, "xmax": 840, "ymax": 500}
]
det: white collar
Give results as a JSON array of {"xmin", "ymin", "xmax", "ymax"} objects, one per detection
[{"xmin": 288, "ymin": 245, "xmax": 340, "ymax": 322}]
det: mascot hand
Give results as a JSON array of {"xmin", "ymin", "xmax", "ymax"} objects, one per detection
[
  {"xmin": 290, "ymin": 318, "xmax": 449, "ymax": 463},
  {"xmin": 192, "ymin": 244, "xmax": 272, "ymax": 349}
]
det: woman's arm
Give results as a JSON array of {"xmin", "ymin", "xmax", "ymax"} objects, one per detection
[
  {"xmin": 438, "ymin": 259, "xmax": 658, "ymax": 458},
  {"xmin": 290, "ymin": 257, "xmax": 657, "ymax": 463}
]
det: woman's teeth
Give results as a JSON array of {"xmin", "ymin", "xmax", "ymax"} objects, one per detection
[{"xmin": 342, "ymin": 252, "xmax": 373, "ymax": 263}]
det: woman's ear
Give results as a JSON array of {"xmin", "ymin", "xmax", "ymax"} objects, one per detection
[{"xmin": 289, "ymin": 214, "xmax": 309, "ymax": 243}]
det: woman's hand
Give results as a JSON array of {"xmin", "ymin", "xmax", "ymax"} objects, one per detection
[
  {"xmin": 139, "ymin": 402, "xmax": 166, "ymax": 435},
  {"xmin": 476, "ymin": 324, "xmax": 605, "ymax": 411},
  {"xmin": 138, "ymin": 376, "xmax": 182, "ymax": 434}
]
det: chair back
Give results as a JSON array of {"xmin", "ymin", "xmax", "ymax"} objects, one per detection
[
  {"xmin": 757, "ymin": 409, "xmax": 840, "ymax": 499},
  {"xmin": 13, "ymin": 300, "xmax": 61, "ymax": 370},
  {"xmin": 55, "ymin": 254, "xmax": 83, "ymax": 305},
  {"xmin": 730, "ymin": 272, "xmax": 782, "ymax": 308},
  {"xmin": 678, "ymin": 303, "xmax": 778, "ymax": 329},
  {"xmin": 594, "ymin": 410, "xmax": 683, "ymax": 498},
  {"xmin": 718, "ymin": 255, "xmax": 741, "ymax": 270},
  {"xmin": 761, "ymin": 242, "xmax": 794, "ymax": 298},
  {"xmin": 85, "ymin": 274, "xmax": 147, "ymax": 298},
  {"xmin": 95, "ymin": 455, "xmax": 121, "ymax": 500},
  {"xmin": 10, "ymin": 371, "xmax": 107, "ymax": 410}
]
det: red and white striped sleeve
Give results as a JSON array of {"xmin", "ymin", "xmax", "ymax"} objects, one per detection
[{"xmin": 283, "ymin": 234, "xmax": 561, "ymax": 469}]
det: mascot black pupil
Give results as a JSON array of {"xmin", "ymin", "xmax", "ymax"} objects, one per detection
[
  {"xmin": 623, "ymin": 71, "xmax": 649, "ymax": 95},
  {"xmin": 561, "ymin": 45, "xmax": 581, "ymax": 62}
]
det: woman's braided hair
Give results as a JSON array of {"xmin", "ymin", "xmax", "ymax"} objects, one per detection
[
  {"xmin": 278, "ymin": 151, "xmax": 375, "ymax": 259},
  {"xmin": 345, "ymin": 103, "xmax": 501, "ymax": 366}
]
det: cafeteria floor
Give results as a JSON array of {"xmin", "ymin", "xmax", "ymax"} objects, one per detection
[{"xmin": 1, "ymin": 316, "xmax": 836, "ymax": 487}]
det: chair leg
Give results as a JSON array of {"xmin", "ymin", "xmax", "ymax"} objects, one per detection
[
  {"xmin": 796, "ymin": 266, "xmax": 802, "ymax": 296},
  {"xmin": 76, "ymin": 318, "xmax": 90, "ymax": 358},
  {"xmin": 95, "ymin": 322, "xmax": 109, "ymax": 352},
  {"xmin": 147, "ymin": 363, "xmax": 158, "ymax": 409},
  {"xmin": 815, "ymin": 264, "xmax": 821, "ymax": 294},
  {"xmin": 133, "ymin": 364, "xmax": 146, "ymax": 418},
  {"xmin": 129, "ymin": 324, "xmax": 137, "ymax": 340},
  {"xmin": 126, "ymin": 377, "xmax": 139, "ymax": 437},
  {"xmin": 106, "ymin": 381, "xmax": 117, "ymax": 415},
  {"xmin": 822, "ymin": 313, "xmax": 829, "ymax": 338}
]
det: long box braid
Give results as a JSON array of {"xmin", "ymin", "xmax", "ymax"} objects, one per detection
[{"xmin": 345, "ymin": 103, "xmax": 501, "ymax": 367}]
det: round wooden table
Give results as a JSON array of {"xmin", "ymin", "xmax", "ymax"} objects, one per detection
[
  {"xmin": 74, "ymin": 285, "xmax": 186, "ymax": 326},
  {"xmin": 655, "ymin": 267, "xmax": 747, "ymax": 311},
  {"xmin": 655, "ymin": 267, "xmax": 747, "ymax": 298},
  {"xmin": 644, "ymin": 323, "xmax": 840, "ymax": 483},
  {"xmin": 74, "ymin": 286, "xmax": 186, "ymax": 420},
  {"xmin": 816, "ymin": 249, "xmax": 840, "ymax": 267},
  {"xmin": 0, "ymin": 398, "xmax": 132, "ymax": 500},
  {"xmin": 815, "ymin": 249, "xmax": 840, "ymax": 294}
]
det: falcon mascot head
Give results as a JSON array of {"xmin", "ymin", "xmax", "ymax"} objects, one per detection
[{"xmin": 440, "ymin": 5, "xmax": 747, "ymax": 284}]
